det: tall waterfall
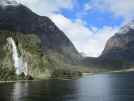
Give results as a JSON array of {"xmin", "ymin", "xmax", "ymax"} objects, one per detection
[{"xmin": 7, "ymin": 37, "xmax": 28, "ymax": 76}]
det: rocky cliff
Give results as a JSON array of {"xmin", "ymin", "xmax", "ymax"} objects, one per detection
[
  {"xmin": 101, "ymin": 21, "xmax": 134, "ymax": 60},
  {"xmin": 82, "ymin": 20, "xmax": 134, "ymax": 69},
  {"xmin": 0, "ymin": 1, "xmax": 84, "ymax": 80},
  {"xmin": 0, "ymin": 1, "xmax": 81, "ymax": 64}
]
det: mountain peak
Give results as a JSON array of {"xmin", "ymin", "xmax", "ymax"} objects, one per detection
[
  {"xmin": 118, "ymin": 20, "xmax": 134, "ymax": 34},
  {"xmin": 0, "ymin": 2, "xmax": 81, "ymax": 64},
  {"xmin": 0, "ymin": 0, "xmax": 19, "ymax": 7},
  {"xmin": 100, "ymin": 20, "xmax": 134, "ymax": 65}
]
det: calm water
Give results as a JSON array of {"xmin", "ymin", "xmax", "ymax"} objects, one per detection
[{"xmin": 1, "ymin": 72, "xmax": 134, "ymax": 101}]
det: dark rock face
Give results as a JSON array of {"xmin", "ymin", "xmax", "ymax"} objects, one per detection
[
  {"xmin": 0, "ymin": 3, "xmax": 81, "ymax": 64},
  {"xmin": 101, "ymin": 25, "xmax": 134, "ymax": 61}
]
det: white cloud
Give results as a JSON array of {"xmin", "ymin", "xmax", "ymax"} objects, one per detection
[
  {"xmin": 87, "ymin": 0, "xmax": 134, "ymax": 21},
  {"xmin": 8, "ymin": 0, "xmax": 73, "ymax": 16},
  {"xmin": 84, "ymin": 3, "xmax": 92, "ymax": 11},
  {"xmin": 50, "ymin": 14, "xmax": 118, "ymax": 57},
  {"xmin": 5, "ymin": 0, "xmax": 120, "ymax": 57}
]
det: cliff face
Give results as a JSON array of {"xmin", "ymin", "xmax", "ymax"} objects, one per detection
[
  {"xmin": 82, "ymin": 21, "xmax": 134, "ymax": 69},
  {"xmin": 0, "ymin": 31, "xmax": 84, "ymax": 80},
  {"xmin": 3, "ymin": 0, "xmax": 134, "ymax": 78},
  {"xmin": 0, "ymin": 1, "xmax": 84, "ymax": 80},
  {"xmin": 0, "ymin": 3, "xmax": 81, "ymax": 64},
  {"xmin": 94, "ymin": 21, "xmax": 134, "ymax": 69},
  {"xmin": 101, "ymin": 21, "xmax": 134, "ymax": 62},
  {"xmin": 0, "ymin": 31, "xmax": 52, "ymax": 80}
]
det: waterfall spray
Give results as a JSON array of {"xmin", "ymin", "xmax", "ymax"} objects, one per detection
[{"xmin": 7, "ymin": 37, "xmax": 28, "ymax": 76}]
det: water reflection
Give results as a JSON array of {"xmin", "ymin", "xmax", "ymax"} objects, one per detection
[
  {"xmin": 77, "ymin": 75, "xmax": 114, "ymax": 101},
  {"xmin": 1, "ymin": 73, "xmax": 134, "ymax": 101},
  {"xmin": 13, "ymin": 82, "xmax": 29, "ymax": 101},
  {"xmin": 11, "ymin": 80, "xmax": 79, "ymax": 101},
  {"xmin": 0, "ymin": 83, "xmax": 14, "ymax": 101}
]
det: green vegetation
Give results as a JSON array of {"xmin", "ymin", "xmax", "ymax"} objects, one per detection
[
  {"xmin": 51, "ymin": 69, "xmax": 82, "ymax": 79},
  {"xmin": 0, "ymin": 67, "xmax": 16, "ymax": 81},
  {"xmin": 0, "ymin": 30, "xmax": 131, "ymax": 81},
  {"xmin": 0, "ymin": 67, "xmax": 33, "ymax": 81},
  {"xmin": 0, "ymin": 31, "xmax": 87, "ymax": 81},
  {"xmin": 0, "ymin": 31, "xmax": 52, "ymax": 80},
  {"xmin": 1, "ymin": 30, "xmax": 120, "ymax": 81}
]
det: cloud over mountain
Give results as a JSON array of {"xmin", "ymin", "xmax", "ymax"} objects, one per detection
[
  {"xmin": 2, "ymin": 0, "xmax": 122, "ymax": 57},
  {"xmin": 50, "ymin": 14, "xmax": 118, "ymax": 57}
]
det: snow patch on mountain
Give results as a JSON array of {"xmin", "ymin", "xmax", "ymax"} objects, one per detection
[
  {"xmin": 118, "ymin": 20, "xmax": 134, "ymax": 34},
  {"xmin": 0, "ymin": 0, "xmax": 20, "ymax": 7}
]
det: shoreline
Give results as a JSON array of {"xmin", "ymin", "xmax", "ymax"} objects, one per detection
[
  {"xmin": 81, "ymin": 69, "xmax": 134, "ymax": 77},
  {"xmin": 0, "ymin": 69, "xmax": 134, "ymax": 83},
  {"xmin": 0, "ymin": 80, "xmax": 43, "ymax": 83}
]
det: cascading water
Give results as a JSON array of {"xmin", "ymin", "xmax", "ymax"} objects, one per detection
[{"xmin": 7, "ymin": 37, "xmax": 28, "ymax": 76}]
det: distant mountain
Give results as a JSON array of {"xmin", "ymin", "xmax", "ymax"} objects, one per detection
[
  {"xmin": 101, "ymin": 21, "xmax": 134, "ymax": 60},
  {"xmin": 82, "ymin": 20, "xmax": 134, "ymax": 69},
  {"xmin": 96, "ymin": 21, "xmax": 134, "ymax": 69}
]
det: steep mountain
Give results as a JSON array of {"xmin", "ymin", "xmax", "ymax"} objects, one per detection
[
  {"xmin": 0, "ymin": 31, "xmax": 51, "ymax": 80},
  {"xmin": 82, "ymin": 21, "xmax": 134, "ymax": 69},
  {"xmin": 101, "ymin": 21, "xmax": 134, "ymax": 60},
  {"xmin": 0, "ymin": 1, "xmax": 85, "ymax": 80},
  {"xmin": 3, "ymin": 0, "xmax": 134, "ymax": 79},
  {"xmin": 0, "ymin": 1, "xmax": 81, "ymax": 64},
  {"xmin": 97, "ymin": 21, "xmax": 134, "ymax": 69}
]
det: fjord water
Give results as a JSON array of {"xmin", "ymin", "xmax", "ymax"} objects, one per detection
[{"xmin": 1, "ymin": 72, "xmax": 134, "ymax": 101}]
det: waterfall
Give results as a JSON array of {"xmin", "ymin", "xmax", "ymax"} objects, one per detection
[{"xmin": 7, "ymin": 37, "xmax": 28, "ymax": 76}]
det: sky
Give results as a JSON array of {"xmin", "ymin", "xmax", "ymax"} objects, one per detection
[{"xmin": 11, "ymin": 0, "xmax": 134, "ymax": 57}]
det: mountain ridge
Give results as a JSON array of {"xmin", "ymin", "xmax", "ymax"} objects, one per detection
[
  {"xmin": 1, "ymin": 0, "xmax": 134, "ymax": 80},
  {"xmin": 0, "ymin": 3, "xmax": 81, "ymax": 64},
  {"xmin": 0, "ymin": 2, "xmax": 87, "ymax": 80}
]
